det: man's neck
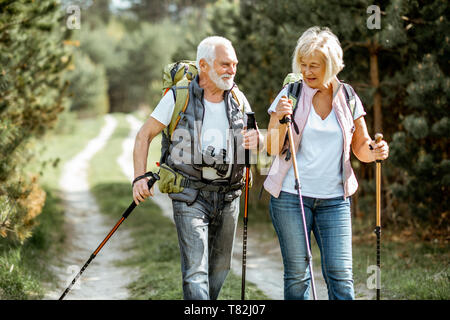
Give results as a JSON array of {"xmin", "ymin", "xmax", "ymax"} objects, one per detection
[{"xmin": 198, "ymin": 74, "xmax": 224, "ymax": 103}]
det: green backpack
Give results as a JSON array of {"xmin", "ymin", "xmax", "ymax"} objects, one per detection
[
  {"xmin": 162, "ymin": 60, "xmax": 198, "ymax": 140},
  {"xmin": 158, "ymin": 60, "xmax": 246, "ymax": 194},
  {"xmin": 161, "ymin": 60, "xmax": 245, "ymax": 139}
]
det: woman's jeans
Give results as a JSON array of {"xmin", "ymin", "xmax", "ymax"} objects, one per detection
[
  {"xmin": 269, "ymin": 191, "xmax": 355, "ymax": 300},
  {"xmin": 172, "ymin": 190, "xmax": 239, "ymax": 300}
]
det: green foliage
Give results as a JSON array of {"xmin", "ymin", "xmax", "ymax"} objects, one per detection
[
  {"xmin": 0, "ymin": 0, "xmax": 72, "ymax": 241},
  {"xmin": 123, "ymin": 0, "xmax": 212, "ymax": 23},
  {"xmin": 77, "ymin": 18, "xmax": 180, "ymax": 112},
  {"xmin": 390, "ymin": 54, "xmax": 449, "ymax": 229},
  {"xmin": 0, "ymin": 186, "xmax": 66, "ymax": 299},
  {"xmin": 65, "ymin": 52, "xmax": 109, "ymax": 117},
  {"xmin": 204, "ymin": 0, "xmax": 449, "ymax": 233}
]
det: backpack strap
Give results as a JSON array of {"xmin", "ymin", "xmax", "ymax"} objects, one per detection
[
  {"xmin": 280, "ymin": 80, "xmax": 302, "ymax": 161},
  {"xmin": 283, "ymin": 80, "xmax": 302, "ymax": 135},
  {"xmin": 286, "ymin": 80, "xmax": 303, "ymax": 120},
  {"xmin": 165, "ymin": 79, "xmax": 190, "ymax": 140},
  {"xmin": 166, "ymin": 83, "xmax": 245, "ymax": 142},
  {"xmin": 342, "ymin": 83, "xmax": 357, "ymax": 119},
  {"xmin": 230, "ymin": 86, "xmax": 246, "ymax": 114}
]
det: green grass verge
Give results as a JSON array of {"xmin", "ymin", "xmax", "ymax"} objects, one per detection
[
  {"xmin": 0, "ymin": 188, "xmax": 66, "ymax": 299},
  {"xmin": 350, "ymin": 225, "xmax": 449, "ymax": 300},
  {"xmin": 0, "ymin": 115, "xmax": 103, "ymax": 299},
  {"xmin": 247, "ymin": 191, "xmax": 449, "ymax": 300},
  {"xmin": 88, "ymin": 113, "xmax": 268, "ymax": 299}
]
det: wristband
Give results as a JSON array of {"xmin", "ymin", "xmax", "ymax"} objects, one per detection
[{"xmin": 132, "ymin": 172, "xmax": 154, "ymax": 187}]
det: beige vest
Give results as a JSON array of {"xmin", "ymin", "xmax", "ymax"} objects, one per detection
[{"xmin": 263, "ymin": 79, "xmax": 358, "ymax": 199}]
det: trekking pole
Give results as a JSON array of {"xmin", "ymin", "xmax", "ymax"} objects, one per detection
[
  {"xmin": 371, "ymin": 133, "xmax": 383, "ymax": 300},
  {"xmin": 241, "ymin": 112, "xmax": 256, "ymax": 300},
  {"xmin": 283, "ymin": 112, "xmax": 318, "ymax": 300},
  {"xmin": 59, "ymin": 172, "xmax": 160, "ymax": 300}
]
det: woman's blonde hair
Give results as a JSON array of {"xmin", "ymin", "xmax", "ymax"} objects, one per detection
[{"xmin": 292, "ymin": 26, "xmax": 344, "ymax": 87}]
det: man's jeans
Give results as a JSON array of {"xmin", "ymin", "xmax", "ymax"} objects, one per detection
[
  {"xmin": 172, "ymin": 190, "xmax": 239, "ymax": 300},
  {"xmin": 269, "ymin": 191, "xmax": 355, "ymax": 300}
]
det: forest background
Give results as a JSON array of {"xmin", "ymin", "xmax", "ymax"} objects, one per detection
[{"xmin": 0, "ymin": 0, "xmax": 448, "ymax": 299}]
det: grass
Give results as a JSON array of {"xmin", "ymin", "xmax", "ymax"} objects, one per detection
[
  {"xmin": 0, "ymin": 188, "xmax": 66, "ymax": 299},
  {"xmin": 3, "ymin": 111, "xmax": 446, "ymax": 300},
  {"xmin": 245, "ymin": 183, "xmax": 450, "ymax": 300},
  {"xmin": 351, "ymin": 221, "xmax": 450, "ymax": 300},
  {"xmin": 88, "ymin": 113, "xmax": 268, "ymax": 299},
  {"xmin": 0, "ymin": 114, "xmax": 103, "ymax": 299}
]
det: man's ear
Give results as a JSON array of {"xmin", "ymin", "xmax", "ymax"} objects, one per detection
[{"xmin": 199, "ymin": 58, "xmax": 209, "ymax": 73}]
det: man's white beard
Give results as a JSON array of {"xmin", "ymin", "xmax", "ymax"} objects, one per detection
[{"xmin": 208, "ymin": 68, "xmax": 234, "ymax": 91}]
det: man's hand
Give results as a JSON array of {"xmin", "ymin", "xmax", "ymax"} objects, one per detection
[
  {"xmin": 241, "ymin": 128, "xmax": 262, "ymax": 150},
  {"xmin": 132, "ymin": 178, "xmax": 155, "ymax": 205}
]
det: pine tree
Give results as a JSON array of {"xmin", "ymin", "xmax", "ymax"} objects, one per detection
[
  {"xmin": 208, "ymin": 0, "xmax": 449, "ymax": 234},
  {"xmin": 389, "ymin": 0, "xmax": 449, "ymax": 235},
  {"xmin": 0, "ymin": 0, "xmax": 72, "ymax": 241}
]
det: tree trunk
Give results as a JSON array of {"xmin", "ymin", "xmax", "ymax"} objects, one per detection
[{"xmin": 369, "ymin": 41, "xmax": 382, "ymax": 134}]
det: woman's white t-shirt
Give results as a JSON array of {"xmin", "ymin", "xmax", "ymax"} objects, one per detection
[{"xmin": 268, "ymin": 85, "xmax": 365, "ymax": 198}]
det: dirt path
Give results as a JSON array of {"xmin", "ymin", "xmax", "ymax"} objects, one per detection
[
  {"xmin": 44, "ymin": 115, "xmax": 138, "ymax": 300},
  {"xmin": 117, "ymin": 115, "xmax": 174, "ymax": 218},
  {"xmin": 122, "ymin": 115, "xmax": 331, "ymax": 299},
  {"xmin": 46, "ymin": 113, "xmax": 373, "ymax": 300}
]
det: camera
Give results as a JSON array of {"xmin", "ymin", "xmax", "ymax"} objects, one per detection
[{"xmin": 202, "ymin": 145, "xmax": 229, "ymax": 177}]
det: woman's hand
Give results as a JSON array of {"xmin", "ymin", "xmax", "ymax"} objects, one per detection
[
  {"xmin": 274, "ymin": 96, "xmax": 293, "ymax": 122},
  {"xmin": 369, "ymin": 139, "xmax": 389, "ymax": 161}
]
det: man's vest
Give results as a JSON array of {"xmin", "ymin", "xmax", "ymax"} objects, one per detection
[{"xmin": 159, "ymin": 75, "xmax": 247, "ymax": 203}]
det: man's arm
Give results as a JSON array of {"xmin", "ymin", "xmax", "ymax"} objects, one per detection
[{"xmin": 132, "ymin": 116, "xmax": 166, "ymax": 204}]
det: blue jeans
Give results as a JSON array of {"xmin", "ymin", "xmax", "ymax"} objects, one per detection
[
  {"xmin": 269, "ymin": 191, "xmax": 355, "ymax": 300},
  {"xmin": 172, "ymin": 190, "xmax": 239, "ymax": 300}
]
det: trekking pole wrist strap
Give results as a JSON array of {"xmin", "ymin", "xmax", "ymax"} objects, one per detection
[
  {"xmin": 132, "ymin": 172, "xmax": 154, "ymax": 187},
  {"xmin": 279, "ymin": 116, "xmax": 291, "ymax": 124}
]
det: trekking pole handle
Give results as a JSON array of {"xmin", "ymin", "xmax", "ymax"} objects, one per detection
[
  {"xmin": 146, "ymin": 172, "xmax": 160, "ymax": 189},
  {"xmin": 246, "ymin": 112, "xmax": 257, "ymax": 130},
  {"xmin": 369, "ymin": 133, "xmax": 384, "ymax": 163},
  {"xmin": 124, "ymin": 172, "xmax": 160, "ymax": 219},
  {"xmin": 375, "ymin": 133, "xmax": 383, "ymax": 163},
  {"xmin": 245, "ymin": 112, "xmax": 257, "ymax": 168},
  {"xmin": 375, "ymin": 133, "xmax": 383, "ymax": 143}
]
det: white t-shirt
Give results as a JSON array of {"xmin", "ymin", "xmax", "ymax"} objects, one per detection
[
  {"xmin": 151, "ymin": 89, "xmax": 251, "ymax": 180},
  {"xmin": 268, "ymin": 85, "xmax": 366, "ymax": 198}
]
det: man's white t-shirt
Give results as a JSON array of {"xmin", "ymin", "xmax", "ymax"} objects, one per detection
[
  {"xmin": 151, "ymin": 89, "xmax": 251, "ymax": 180},
  {"xmin": 268, "ymin": 85, "xmax": 366, "ymax": 198}
]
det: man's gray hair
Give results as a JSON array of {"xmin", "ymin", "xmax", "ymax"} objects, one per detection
[{"xmin": 196, "ymin": 36, "xmax": 233, "ymax": 72}]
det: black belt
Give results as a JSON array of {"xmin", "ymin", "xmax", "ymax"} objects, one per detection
[{"xmin": 181, "ymin": 179, "xmax": 243, "ymax": 193}]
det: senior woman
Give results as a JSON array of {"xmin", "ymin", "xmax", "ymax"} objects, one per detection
[{"xmin": 263, "ymin": 26, "xmax": 389, "ymax": 300}]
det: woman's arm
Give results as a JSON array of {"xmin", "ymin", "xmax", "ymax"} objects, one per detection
[
  {"xmin": 266, "ymin": 96, "xmax": 292, "ymax": 155},
  {"xmin": 351, "ymin": 117, "xmax": 389, "ymax": 162}
]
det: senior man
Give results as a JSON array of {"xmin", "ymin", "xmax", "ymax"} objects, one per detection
[{"xmin": 132, "ymin": 36, "xmax": 262, "ymax": 300}]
